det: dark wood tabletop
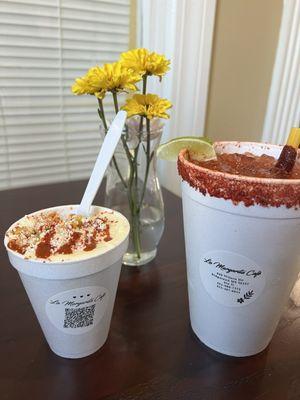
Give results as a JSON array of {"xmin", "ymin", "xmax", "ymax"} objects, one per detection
[{"xmin": 1, "ymin": 181, "xmax": 300, "ymax": 400}]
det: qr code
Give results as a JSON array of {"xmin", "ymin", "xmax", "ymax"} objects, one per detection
[{"xmin": 63, "ymin": 304, "xmax": 96, "ymax": 328}]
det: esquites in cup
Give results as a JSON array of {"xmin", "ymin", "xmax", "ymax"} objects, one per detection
[
  {"xmin": 178, "ymin": 141, "xmax": 300, "ymax": 357},
  {"xmin": 4, "ymin": 205, "xmax": 129, "ymax": 359}
]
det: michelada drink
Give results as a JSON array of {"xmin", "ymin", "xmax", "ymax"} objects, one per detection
[{"xmin": 178, "ymin": 140, "xmax": 300, "ymax": 356}]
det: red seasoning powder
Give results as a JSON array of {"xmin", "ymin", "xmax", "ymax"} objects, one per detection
[
  {"xmin": 6, "ymin": 211, "xmax": 114, "ymax": 260},
  {"xmin": 7, "ymin": 240, "xmax": 26, "ymax": 255}
]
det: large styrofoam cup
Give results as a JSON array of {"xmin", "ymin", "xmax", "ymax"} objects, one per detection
[
  {"xmin": 178, "ymin": 142, "xmax": 300, "ymax": 357},
  {"xmin": 4, "ymin": 205, "xmax": 129, "ymax": 359}
]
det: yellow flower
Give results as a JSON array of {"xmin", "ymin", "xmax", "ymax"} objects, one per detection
[
  {"xmin": 72, "ymin": 73, "xmax": 106, "ymax": 99},
  {"xmin": 71, "ymin": 62, "xmax": 141, "ymax": 98},
  {"xmin": 122, "ymin": 94, "xmax": 172, "ymax": 119},
  {"xmin": 88, "ymin": 62, "xmax": 141, "ymax": 93},
  {"xmin": 120, "ymin": 48, "xmax": 170, "ymax": 78}
]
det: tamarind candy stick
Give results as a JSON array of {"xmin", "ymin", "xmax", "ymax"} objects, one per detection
[{"xmin": 275, "ymin": 128, "xmax": 300, "ymax": 173}]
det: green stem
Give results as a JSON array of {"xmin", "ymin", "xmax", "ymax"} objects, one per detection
[
  {"xmin": 112, "ymin": 154, "xmax": 127, "ymax": 189},
  {"xmin": 112, "ymin": 91, "xmax": 141, "ymax": 259},
  {"xmin": 98, "ymin": 98, "xmax": 127, "ymax": 189},
  {"xmin": 138, "ymin": 118, "xmax": 152, "ymax": 211},
  {"xmin": 97, "ymin": 98, "xmax": 108, "ymax": 130},
  {"xmin": 112, "ymin": 91, "xmax": 132, "ymax": 160},
  {"xmin": 112, "ymin": 91, "xmax": 134, "ymax": 167},
  {"xmin": 138, "ymin": 75, "xmax": 147, "ymax": 133},
  {"xmin": 142, "ymin": 75, "xmax": 147, "ymax": 94},
  {"xmin": 134, "ymin": 75, "xmax": 148, "ymax": 187},
  {"xmin": 112, "ymin": 90, "xmax": 119, "ymax": 112}
]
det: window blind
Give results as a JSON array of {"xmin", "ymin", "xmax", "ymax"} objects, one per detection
[{"xmin": 0, "ymin": 0, "xmax": 130, "ymax": 190}]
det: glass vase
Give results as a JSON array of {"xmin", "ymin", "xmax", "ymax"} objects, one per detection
[{"xmin": 102, "ymin": 118, "xmax": 165, "ymax": 266}]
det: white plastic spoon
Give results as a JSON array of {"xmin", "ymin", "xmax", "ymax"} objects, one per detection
[{"xmin": 77, "ymin": 110, "xmax": 127, "ymax": 216}]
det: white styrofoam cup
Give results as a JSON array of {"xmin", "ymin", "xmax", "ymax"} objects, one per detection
[
  {"xmin": 4, "ymin": 205, "xmax": 129, "ymax": 359},
  {"xmin": 179, "ymin": 142, "xmax": 300, "ymax": 356}
]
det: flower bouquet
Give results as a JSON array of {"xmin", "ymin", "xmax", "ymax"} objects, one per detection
[{"xmin": 72, "ymin": 48, "xmax": 172, "ymax": 266}]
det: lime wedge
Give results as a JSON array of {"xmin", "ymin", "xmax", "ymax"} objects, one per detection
[{"xmin": 157, "ymin": 136, "xmax": 215, "ymax": 161}]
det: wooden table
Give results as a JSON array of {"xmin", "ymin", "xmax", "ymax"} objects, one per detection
[{"xmin": 1, "ymin": 181, "xmax": 300, "ymax": 400}]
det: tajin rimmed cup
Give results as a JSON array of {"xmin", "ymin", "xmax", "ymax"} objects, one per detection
[
  {"xmin": 4, "ymin": 205, "xmax": 130, "ymax": 359},
  {"xmin": 178, "ymin": 141, "xmax": 300, "ymax": 357}
]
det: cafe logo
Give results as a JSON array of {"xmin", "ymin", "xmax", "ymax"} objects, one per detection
[
  {"xmin": 199, "ymin": 251, "xmax": 266, "ymax": 307},
  {"xmin": 46, "ymin": 286, "xmax": 109, "ymax": 334}
]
